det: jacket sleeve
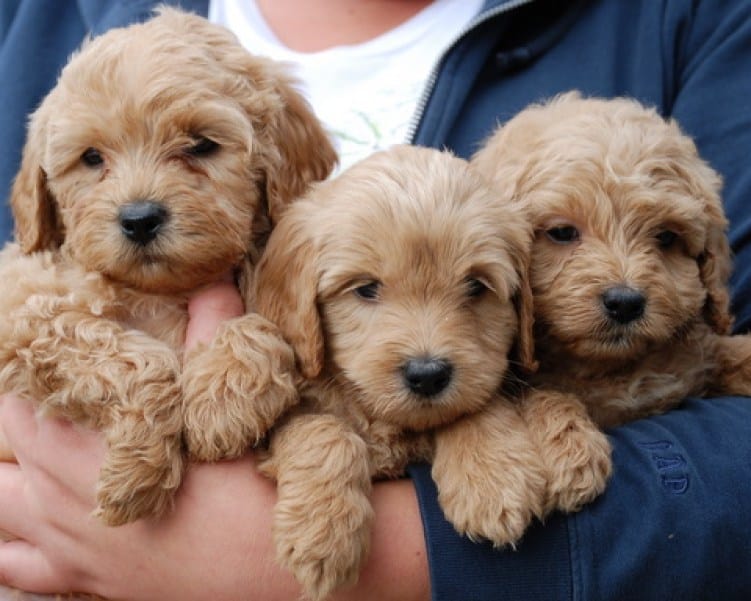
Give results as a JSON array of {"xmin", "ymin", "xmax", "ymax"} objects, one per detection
[{"xmin": 409, "ymin": 397, "xmax": 751, "ymax": 600}]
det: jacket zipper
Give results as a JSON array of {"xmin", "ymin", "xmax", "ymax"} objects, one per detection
[{"xmin": 405, "ymin": 0, "xmax": 537, "ymax": 143}]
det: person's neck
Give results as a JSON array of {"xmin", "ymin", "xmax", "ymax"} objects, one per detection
[{"xmin": 255, "ymin": 0, "xmax": 434, "ymax": 52}]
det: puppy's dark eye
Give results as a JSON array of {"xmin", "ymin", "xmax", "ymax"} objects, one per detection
[
  {"xmin": 466, "ymin": 277, "xmax": 488, "ymax": 298},
  {"xmin": 656, "ymin": 230, "xmax": 678, "ymax": 249},
  {"xmin": 545, "ymin": 225, "xmax": 580, "ymax": 244},
  {"xmin": 186, "ymin": 136, "xmax": 220, "ymax": 157},
  {"xmin": 353, "ymin": 281, "xmax": 381, "ymax": 301},
  {"xmin": 81, "ymin": 147, "xmax": 104, "ymax": 167}
]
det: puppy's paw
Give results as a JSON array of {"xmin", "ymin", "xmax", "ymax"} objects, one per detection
[
  {"xmin": 440, "ymin": 488, "xmax": 532, "ymax": 546},
  {"xmin": 95, "ymin": 452, "xmax": 183, "ymax": 526},
  {"xmin": 546, "ymin": 425, "xmax": 612, "ymax": 513},
  {"xmin": 435, "ymin": 455, "xmax": 546, "ymax": 547},
  {"xmin": 521, "ymin": 389, "xmax": 613, "ymax": 514},
  {"xmin": 266, "ymin": 414, "xmax": 374, "ymax": 600},
  {"xmin": 182, "ymin": 383, "xmax": 266, "ymax": 462},
  {"xmin": 95, "ymin": 482, "xmax": 171, "ymax": 526},
  {"xmin": 433, "ymin": 399, "xmax": 548, "ymax": 546},
  {"xmin": 274, "ymin": 494, "xmax": 373, "ymax": 601},
  {"xmin": 714, "ymin": 334, "xmax": 751, "ymax": 396},
  {"xmin": 96, "ymin": 414, "xmax": 184, "ymax": 526},
  {"xmin": 182, "ymin": 314, "xmax": 299, "ymax": 462}
]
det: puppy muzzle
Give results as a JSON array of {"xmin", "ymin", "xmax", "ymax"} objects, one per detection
[
  {"xmin": 401, "ymin": 357, "xmax": 453, "ymax": 399},
  {"xmin": 119, "ymin": 201, "xmax": 169, "ymax": 246},
  {"xmin": 600, "ymin": 285, "xmax": 646, "ymax": 325}
]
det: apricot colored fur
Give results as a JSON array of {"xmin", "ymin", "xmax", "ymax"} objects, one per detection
[
  {"xmin": 473, "ymin": 92, "xmax": 750, "ymax": 512},
  {"xmin": 253, "ymin": 146, "xmax": 547, "ymax": 600},
  {"xmin": 0, "ymin": 8, "xmax": 335, "ymax": 527}
]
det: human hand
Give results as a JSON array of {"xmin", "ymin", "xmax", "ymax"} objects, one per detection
[
  {"xmin": 184, "ymin": 277, "xmax": 245, "ymax": 350},
  {"xmin": 0, "ymin": 392, "xmax": 295, "ymax": 599},
  {"xmin": 0, "ymin": 282, "xmax": 429, "ymax": 600}
]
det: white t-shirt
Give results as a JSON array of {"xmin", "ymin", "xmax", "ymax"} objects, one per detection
[{"xmin": 208, "ymin": 0, "xmax": 483, "ymax": 172}]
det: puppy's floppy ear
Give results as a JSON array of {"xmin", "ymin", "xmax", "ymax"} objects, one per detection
[
  {"xmin": 660, "ymin": 125, "xmax": 733, "ymax": 335},
  {"xmin": 222, "ymin": 49, "xmax": 337, "ymax": 223},
  {"xmin": 472, "ymin": 155, "xmax": 538, "ymax": 372},
  {"xmin": 166, "ymin": 10, "xmax": 337, "ymax": 222},
  {"xmin": 10, "ymin": 109, "xmax": 63, "ymax": 253},
  {"xmin": 512, "ymin": 254, "xmax": 538, "ymax": 374},
  {"xmin": 258, "ymin": 75, "xmax": 338, "ymax": 224},
  {"xmin": 698, "ymin": 184, "xmax": 733, "ymax": 334},
  {"xmin": 253, "ymin": 204, "xmax": 324, "ymax": 379}
]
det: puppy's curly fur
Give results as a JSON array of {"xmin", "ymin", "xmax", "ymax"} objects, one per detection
[
  {"xmin": 0, "ymin": 8, "xmax": 336, "ymax": 526},
  {"xmin": 473, "ymin": 92, "xmax": 751, "ymax": 511},
  {"xmin": 251, "ymin": 145, "xmax": 548, "ymax": 600}
]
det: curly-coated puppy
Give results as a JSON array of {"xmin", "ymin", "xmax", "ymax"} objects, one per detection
[
  {"xmin": 473, "ymin": 92, "xmax": 751, "ymax": 511},
  {"xmin": 0, "ymin": 8, "xmax": 336, "ymax": 526},
  {"xmin": 251, "ymin": 145, "xmax": 548, "ymax": 600}
]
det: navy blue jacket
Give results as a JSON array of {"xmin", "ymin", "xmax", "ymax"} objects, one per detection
[{"xmin": 2, "ymin": 1, "xmax": 751, "ymax": 599}]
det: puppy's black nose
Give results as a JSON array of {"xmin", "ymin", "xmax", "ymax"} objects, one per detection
[
  {"xmin": 119, "ymin": 201, "xmax": 168, "ymax": 246},
  {"xmin": 402, "ymin": 357, "xmax": 453, "ymax": 398},
  {"xmin": 601, "ymin": 286, "xmax": 646, "ymax": 324}
]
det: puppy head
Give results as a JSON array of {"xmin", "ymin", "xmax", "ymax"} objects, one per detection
[
  {"xmin": 473, "ymin": 92, "xmax": 731, "ymax": 362},
  {"xmin": 10, "ymin": 8, "xmax": 336, "ymax": 294},
  {"xmin": 255, "ymin": 145, "xmax": 534, "ymax": 431}
]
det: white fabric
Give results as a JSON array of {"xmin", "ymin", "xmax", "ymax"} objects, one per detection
[{"xmin": 209, "ymin": 0, "xmax": 483, "ymax": 173}]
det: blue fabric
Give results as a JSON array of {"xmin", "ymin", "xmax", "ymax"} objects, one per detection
[
  {"xmin": 411, "ymin": 396, "xmax": 751, "ymax": 600},
  {"xmin": 409, "ymin": 461, "xmax": 573, "ymax": 600},
  {"xmin": 0, "ymin": 0, "xmax": 86, "ymax": 240},
  {"xmin": 0, "ymin": 0, "xmax": 209, "ymax": 241},
  {"xmin": 1, "ymin": 1, "xmax": 751, "ymax": 599}
]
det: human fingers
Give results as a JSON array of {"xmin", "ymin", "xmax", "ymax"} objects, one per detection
[
  {"xmin": 0, "ymin": 393, "xmax": 38, "ymax": 467},
  {"xmin": 0, "ymin": 539, "xmax": 72, "ymax": 594},
  {"xmin": 185, "ymin": 280, "xmax": 244, "ymax": 350},
  {"xmin": 0, "ymin": 395, "xmax": 102, "ymax": 495},
  {"xmin": 0, "ymin": 394, "xmax": 37, "ymax": 446}
]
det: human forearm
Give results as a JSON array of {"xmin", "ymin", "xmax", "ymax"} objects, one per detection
[{"xmin": 337, "ymin": 478, "xmax": 429, "ymax": 601}]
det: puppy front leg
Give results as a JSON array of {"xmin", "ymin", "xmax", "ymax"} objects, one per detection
[
  {"xmin": 520, "ymin": 389, "xmax": 612, "ymax": 514},
  {"xmin": 432, "ymin": 398, "xmax": 547, "ymax": 547},
  {"xmin": 67, "ymin": 327, "xmax": 184, "ymax": 526},
  {"xmin": 259, "ymin": 413, "xmax": 374, "ymax": 601},
  {"xmin": 182, "ymin": 313, "xmax": 299, "ymax": 461},
  {"xmin": 97, "ymin": 402, "xmax": 184, "ymax": 526},
  {"xmin": 5, "ymin": 309, "xmax": 185, "ymax": 525},
  {"xmin": 712, "ymin": 334, "xmax": 751, "ymax": 397}
]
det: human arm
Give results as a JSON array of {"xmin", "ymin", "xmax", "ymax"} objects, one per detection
[{"xmin": 0, "ymin": 283, "xmax": 429, "ymax": 601}]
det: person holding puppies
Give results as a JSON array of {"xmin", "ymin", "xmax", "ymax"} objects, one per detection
[{"xmin": 1, "ymin": 1, "xmax": 751, "ymax": 600}]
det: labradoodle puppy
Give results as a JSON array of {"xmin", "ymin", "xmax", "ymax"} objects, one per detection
[
  {"xmin": 0, "ymin": 8, "xmax": 336, "ymax": 526},
  {"xmin": 472, "ymin": 91, "xmax": 751, "ymax": 512},
  {"xmin": 251, "ymin": 145, "xmax": 548, "ymax": 600}
]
